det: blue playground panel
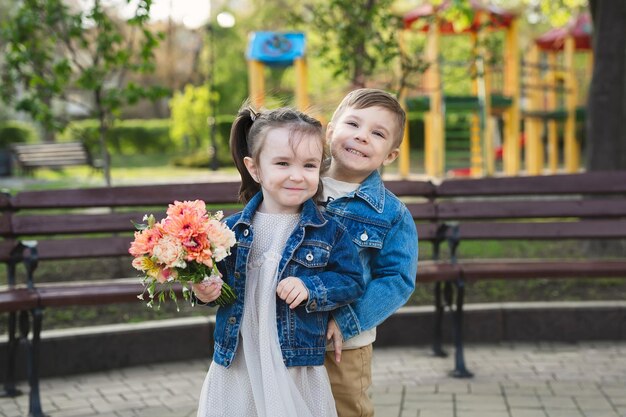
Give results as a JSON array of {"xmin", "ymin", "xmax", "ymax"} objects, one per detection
[{"xmin": 247, "ymin": 32, "xmax": 306, "ymax": 67}]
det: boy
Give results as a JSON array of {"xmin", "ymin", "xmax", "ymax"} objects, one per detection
[{"xmin": 322, "ymin": 88, "xmax": 419, "ymax": 417}]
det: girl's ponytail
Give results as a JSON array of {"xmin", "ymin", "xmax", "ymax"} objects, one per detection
[{"xmin": 230, "ymin": 107, "xmax": 261, "ymax": 204}]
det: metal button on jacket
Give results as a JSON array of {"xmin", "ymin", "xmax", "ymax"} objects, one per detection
[
  {"xmin": 309, "ymin": 300, "xmax": 317, "ymax": 310},
  {"xmin": 243, "ymin": 229, "xmax": 249, "ymax": 237},
  {"xmin": 234, "ymin": 272, "xmax": 240, "ymax": 279},
  {"xmin": 305, "ymin": 252, "xmax": 314, "ymax": 262},
  {"xmin": 360, "ymin": 231, "xmax": 369, "ymax": 241},
  {"xmin": 228, "ymin": 316, "xmax": 236, "ymax": 324}
]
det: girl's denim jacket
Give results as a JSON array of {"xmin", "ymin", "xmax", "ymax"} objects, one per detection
[
  {"xmin": 212, "ymin": 192, "xmax": 365, "ymax": 368},
  {"xmin": 323, "ymin": 171, "xmax": 419, "ymax": 340}
]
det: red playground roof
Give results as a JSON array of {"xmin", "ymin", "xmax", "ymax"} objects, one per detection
[
  {"xmin": 403, "ymin": 0, "xmax": 517, "ymax": 32},
  {"xmin": 535, "ymin": 13, "xmax": 592, "ymax": 52}
]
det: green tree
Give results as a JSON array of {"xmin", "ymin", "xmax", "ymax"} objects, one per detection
[
  {"xmin": 300, "ymin": 0, "xmax": 401, "ymax": 88},
  {"xmin": 0, "ymin": 0, "xmax": 168, "ymax": 185},
  {"xmin": 0, "ymin": 0, "xmax": 72, "ymax": 139}
]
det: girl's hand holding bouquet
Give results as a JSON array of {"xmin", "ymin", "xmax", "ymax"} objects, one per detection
[{"xmin": 129, "ymin": 200, "xmax": 237, "ymax": 309}]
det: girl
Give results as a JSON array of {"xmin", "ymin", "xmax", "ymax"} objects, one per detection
[{"xmin": 193, "ymin": 106, "xmax": 364, "ymax": 417}]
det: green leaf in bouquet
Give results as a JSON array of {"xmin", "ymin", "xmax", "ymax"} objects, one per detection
[{"xmin": 131, "ymin": 220, "xmax": 149, "ymax": 230}]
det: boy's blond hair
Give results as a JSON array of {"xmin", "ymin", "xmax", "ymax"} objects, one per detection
[{"xmin": 330, "ymin": 88, "xmax": 406, "ymax": 148}]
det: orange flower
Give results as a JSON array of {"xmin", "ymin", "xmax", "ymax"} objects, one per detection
[
  {"xmin": 129, "ymin": 226, "xmax": 163, "ymax": 257},
  {"xmin": 162, "ymin": 210, "xmax": 205, "ymax": 242},
  {"xmin": 166, "ymin": 200, "xmax": 207, "ymax": 218}
]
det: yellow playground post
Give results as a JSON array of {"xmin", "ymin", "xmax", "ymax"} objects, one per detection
[{"xmin": 526, "ymin": 13, "xmax": 592, "ymax": 174}]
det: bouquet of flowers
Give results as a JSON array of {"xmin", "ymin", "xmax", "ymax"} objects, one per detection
[{"xmin": 129, "ymin": 200, "xmax": 237, "ymax": 309}]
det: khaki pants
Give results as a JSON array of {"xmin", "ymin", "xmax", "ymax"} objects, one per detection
[{"xmin": 324, "ymin": 344, "xmax": 374, "ymax": 417}]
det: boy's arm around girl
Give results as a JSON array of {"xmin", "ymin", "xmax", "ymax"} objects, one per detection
[{"xmin": 331, "ymin": 202, "xmax": 418, "ymax": 340}]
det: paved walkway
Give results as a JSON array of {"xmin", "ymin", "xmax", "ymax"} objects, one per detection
[{"xmin": 1, "ymin": 342, "xmax": 625, "ymax": 417}]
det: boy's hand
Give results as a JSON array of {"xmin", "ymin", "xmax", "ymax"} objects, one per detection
[
  {"xmin": 276, "ymin": 277, "xmax": 309, "ymax": 309},
  {"xmin": 326, "ymin": 318, "xmax": 343, "ymax": 363},
  {"xmin": 192, "ymin": 281, "xmax": 222, "ymax": 304}
]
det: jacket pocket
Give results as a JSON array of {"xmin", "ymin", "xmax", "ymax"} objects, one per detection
[
  {"xmin": 291, "ymin": 242, "xmax": 331, "ymax": 268},
  {"xmin": 340, "ymin": 218, "xmax": 388, "ymax": 249}
]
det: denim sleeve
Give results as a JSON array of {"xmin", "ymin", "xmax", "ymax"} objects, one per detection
[
  {"xmin": 333, "ymin": 206, "xmax": 418, "ymax": 339},
  {"xmin": 299, "ymin": 226, "xmax": 365, "ymax": 313}
]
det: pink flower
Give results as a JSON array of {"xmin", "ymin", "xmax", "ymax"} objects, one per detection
[
  {"xmin": 206, "ymin": 219, "xmax": 237, "ymax": 261},
  {"xmin": 157, "ymin": 267, "xmax": 178, "ymax": 283}
]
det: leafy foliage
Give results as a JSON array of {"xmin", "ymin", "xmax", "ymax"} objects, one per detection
[
  {"xmin": 298, "ymin": 0, "xmax": 401, "ymax": 88},
  {"xmin": 169, "ymin": 84, "xmax": 232, "ymax": 165},
  {"xmin": 169, "ymin": 84, "xmax": 214, "ymax": 150},
  {"xmin": 0, "ymin": 0, "xmax": 169, "ymax": 184},
  {"xmin": 0, "ymin": 120, "xmax": 38, "ymax": 148}
]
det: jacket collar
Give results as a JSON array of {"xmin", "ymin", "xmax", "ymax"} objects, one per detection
[
  {"xmin": 351, "ymin": 171, "xmax": 386, "ymax": 213},
  {"xmin": 235, "ymin": 192, "xmax": 327, "ymax": 228}
]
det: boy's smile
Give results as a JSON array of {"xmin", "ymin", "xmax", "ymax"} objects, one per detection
[{"xmin": 326, "ymin": 106, "xmax": 399, "ymax": 184}]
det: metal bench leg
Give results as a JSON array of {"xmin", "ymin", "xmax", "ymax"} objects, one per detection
[
  {"xmin": 2, "ymin": 257, "xmax": 23, "ymax": 398},
  {"xmin": 432, "ymin": 282, "xmax": 447, "ymax": 357},
  {"xmin": 17, "ymin": 309, "xmax": 47, "ymax": 417},
  {"xmin": 450, "ymin": 279, "xmax": 473, "ymax": 378},
  {"xmin": 27, "ymin": 307, "xmax": 46, "ymax": 417},
  {"xmin": 1, "ymin": 311, "xmax": 23, "ymax": 397}
]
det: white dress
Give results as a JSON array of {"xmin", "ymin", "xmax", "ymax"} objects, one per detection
[{"xmin": 197, "ymin": 212, "xmax": 338, "ymax": 417}]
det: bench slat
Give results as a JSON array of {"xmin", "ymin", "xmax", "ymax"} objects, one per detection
[
  {"xmin": 459, "ymin": 259, "xmax": 626, "ymax": 281},
  {"xmin": 37, "ymin": 236, "xmax": 133, "ymax": 260},
  {"xmin": 437, "ymin": 171, "xmax": 626, "ymax": 196},
  {"xmin": 456, "ymin": 219, "xmax": 626, "ymax": 240},
  {"xmin": 37, "ymin": 282, "xmax": 143, "ymax": 307},
  {"xmin": 438, "ymin": 199, "xmax": 626, "ymax": 220},
  {"xmin": 0, "ymin": 288, "xmax": 39, "ymax": 312},
  {"xmin": 417, "ymin": 262, "xmax": 462, "ymax": 282},
  {"xmin": 8, "ymin": 208, "xmax": 240, "ymax": 236},
  {"xmin": 12, "ymin": 182, "xmax": 242, "ymax": 208},
  {"xmin": 385, "ymin": 180, "xmax": 436, "ymax": 198},
  {"xmin": 37, "ymin": 281, "xmax": 184, "ymax": 307},
  {"xmin": 405, "ymin": 202, "xmax": 437, "ymax": 221}
]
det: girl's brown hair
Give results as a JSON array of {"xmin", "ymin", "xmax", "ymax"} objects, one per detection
[{"xmin": 230, "ymin": 105, "xmax": 326, "ymax": 204}]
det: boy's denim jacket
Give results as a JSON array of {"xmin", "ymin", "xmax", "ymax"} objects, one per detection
[
  {"xmin": 212, "ymin": 192, "xmax": 365, "ymax": 368},
  {"xmin": 323, "ymin": 171, "xmax": 418, "ymax": 340}
]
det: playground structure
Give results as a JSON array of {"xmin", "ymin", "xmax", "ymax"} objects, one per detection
[
  {"xmin": 522, "ymin": 13, "xmax": 592, "ymax": 175},
  {"xmin": 246, "ymin": 31, "xmax": 309, "ymax": 111},
  {"xmin": 399, "ymin": 2, "xmax": 592, "ymax": 178}
]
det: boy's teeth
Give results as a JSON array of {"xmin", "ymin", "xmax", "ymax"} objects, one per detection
[{"xmin": 347, "ymin": 148, "xmax": 365, "ymax": 157}]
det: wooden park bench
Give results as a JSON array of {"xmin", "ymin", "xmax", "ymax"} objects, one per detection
[
  {"xmin": 1, "ymin": 171, "xmax": 625, "ymax": 415},
  {"xmin": 10, "ymin": 141, "xmax": 102, "ymax": 174},
  {"xmin": 423, "ymin": 171, "xmax": 626, "ymax": 377}
]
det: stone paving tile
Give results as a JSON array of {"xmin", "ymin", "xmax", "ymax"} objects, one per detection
[
  {"xmin": 1, "ymin": 342, "xmax": 626, "ymax": 416},
  {"xmin": 509, "ymin": 410, "xmax": 547, "ymax": 417},
  {"xmin": 544, "ymin": 410, "xmax": 584, "ymax": 417}
]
